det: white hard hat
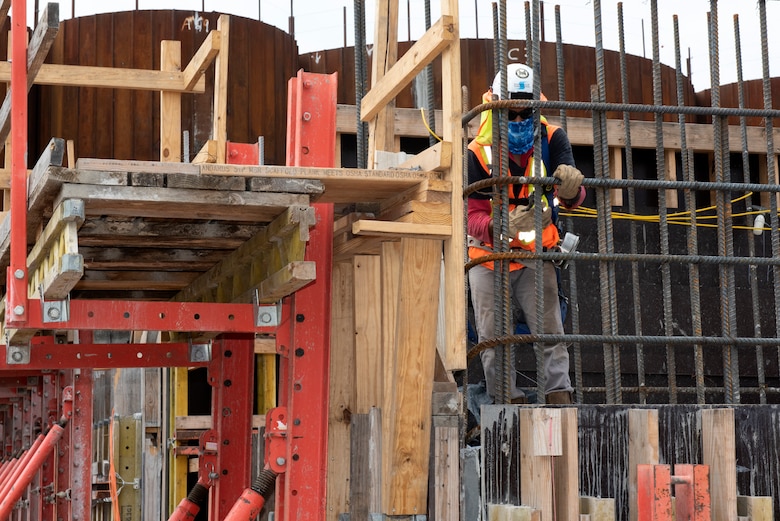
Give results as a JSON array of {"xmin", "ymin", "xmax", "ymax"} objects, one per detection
[{"xmin": 491, "ymin": 63, "xmax": 534, "ymax": 99}]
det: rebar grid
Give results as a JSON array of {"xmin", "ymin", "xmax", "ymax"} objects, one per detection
[{"xmin": 464, "ymin": 1, "xmax": 780, "ymax": 405}]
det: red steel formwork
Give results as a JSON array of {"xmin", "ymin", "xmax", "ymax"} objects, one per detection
[{"xmin": 0, "ymin": 0, "xmax": 338, "ymax": 518}]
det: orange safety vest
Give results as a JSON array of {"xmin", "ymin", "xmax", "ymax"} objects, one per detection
[{"xmin": 467, "ymin": 118, "xmax": 561, "ymax": 271}]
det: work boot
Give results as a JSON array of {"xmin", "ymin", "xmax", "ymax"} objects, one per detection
[
  {"xmin": 545, "ymin": 391, "xmax": 573, "ymax": 405},
  {"xmin": 510, "ymin": 396, "xmax": 528, "ymax": 405}
]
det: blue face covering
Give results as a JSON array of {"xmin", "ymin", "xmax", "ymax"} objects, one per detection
[{"xmin": 508, "ymin": 118, "xmax": 534, "ymax": 155}]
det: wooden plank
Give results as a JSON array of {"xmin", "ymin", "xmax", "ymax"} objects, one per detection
[
  {"xmin": 350, "ymin": 410, "xmax": 382, "ymax": 521},
  {"xmin": 554, "ymin": 408, "xmax": 580, "ymax": 521},
  {"xmin": 360, "ymin": 16, "xmax": 456, "ymax": 122},
  {"xmin": 628, "ymin": 409, "xmax": 659, "ymax": 521},
  {"xmin": 212, "ymin": 15, "xmax": 230, "ymax": 163},
  {"xmin": 55, "ymin": 184, "xmax": 309, "ymax": 221},
  {"xmin": 160, "ymin": 40, "xmax": 182, "ymax": 162},
  {"xmin": 380, "ymin": 240, "xmax": 401, "ymax": 507},
  {"xmin": 736, "ymin": 496, "xmax": 773, "ymax": 521},
  {"xmin": 353, "ymin": 255, "xmax": 383, "ymax": 413},
  {"xmin": 701, "ymin": 408, "xmax": 737, "ymax": 521},
  {"xmin": 174, "ymin": 415, "xmax": 266, "ymax": 430},
  {"xmin": 383, "ymin": 238, "xmax": 441, "ymax": 514},
  {"xmin": 182, "ymin": 30, "xmax": 221, "ymax": 90},
  {"xmin": 520, "ymin": 408, "xmax": 554, "ymax": 518},
  {"xmin": 25, "ymin": 198, "xmax": 84, "ymax": 276},
  {"xmin": 76, "ymin": 158, "xmax": 199, "ymax": 174},
  {"xmin": 397, "ymin": 141, "xmax": 453, "ymax": 172},
  {"xmin": 327, "ymin": 262, "xmax": 356, "ymax": 521},
  {"xmin": 664, "ymin": 149, "xmax": 679, "ymax": 209},
  {"xmin": 379, "ymin": 200, "xmax": 450, "ymax": 223},
  {"xmin": 0, "ymin": 3, "xmax": 59, "ymax": 147},
  {"xmin": 430, "ymin": 401, "xmax": 460, "ymax": 521},
  {"xmin": 352, "ymin": 220, "xmax": 451, "ymax": 239},
  {"xmin": 532, "ymin": 408, "xmax": 562, "ymax": 456},
  {"xmin": 378, "ymin": 179, "xmax": 451, "ymax": 213}
]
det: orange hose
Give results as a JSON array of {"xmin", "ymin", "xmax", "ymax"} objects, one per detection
[{"xmin": 109, "ymin": 411, "xmax": 121, "ymax": 521}]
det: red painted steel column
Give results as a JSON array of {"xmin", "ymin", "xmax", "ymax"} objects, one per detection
[
  {"xmin": 637, "ymin": 464, "xmax": 673, "ymax": 521},
  {"xmin": 70, "ymin": 370, "xmax": 93, "ymax": 521},
  {"xmin": 277, "ymin": 70, "xmax": 336, "ymax": 521},
  {"xmin": 208, "ymin": 335, "xmax": 255, "ymax": 520},
  {"xmin": 673, "ymin": 464, "xmax": 711, "ymax": 521},
  {"xmin": 6, "ymin": 0, "xmax": 29, "ymax": 327}
]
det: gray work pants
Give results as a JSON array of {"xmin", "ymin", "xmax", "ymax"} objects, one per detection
[{"xmin": 469, "ymin": 262, "xmax": 572, "ymax": 400}]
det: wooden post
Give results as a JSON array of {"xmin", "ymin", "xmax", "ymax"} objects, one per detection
[
  {"xmin": 367, "ymin": 0, "xmax": 399, "ymax": 169},
  {"xmin": 701, "ymin": 408, "xmax": 737, "ymax": 521},
  {"xmin": 212, "ymin": 15, "xmax": 230, "ymax": 163},
  {"xmin": 609, "ymin": 147, "xmax": 623, "ymax": 207},
  {"xmin": 160, "ymin": 40, "xmax": 182, "ymax": 162}
]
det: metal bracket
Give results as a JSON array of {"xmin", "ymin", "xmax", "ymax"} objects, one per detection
[
  {"xmin": 42, "ymin": 298, "xmax": 70, "ymax": 323},
  {"xmin": 6, "ymin": 344, "xmax": 31, "ymax": 365},
  {"xmin": 254, "ymin": 294, "xmax": 281, "ymax": 327},
  {"xmin": 189, "ymin": 342, "xmax": 212, "ymax": 363}
]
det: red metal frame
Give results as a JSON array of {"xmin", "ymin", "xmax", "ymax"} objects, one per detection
[
  {"xmin": 7, "ymin": 0, "xmax": 29, "ymax": 328},
  {"xmin": 637, "ymin": 463, "xmax": 711, "ymax": 521},
  {"xmin": 272, "ymin": 69, "xmax": 337, "ymax": 521}
]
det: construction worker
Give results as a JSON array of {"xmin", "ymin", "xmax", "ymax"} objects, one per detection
[{"xmin": 467, "ymin": 63, "xmax": 585, "ymax": 405}]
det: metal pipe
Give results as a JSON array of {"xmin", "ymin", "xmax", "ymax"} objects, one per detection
[
  {"xmin": 0, "ymin": 436, "xmax": 44, "ymax": 501},
  {"xmin": 222, "ymin": 468, "xmax": 277, "ymax": 521},
  {"xmin": 0, "ymin": 422, "xmax": 65, "ymax": 521}
]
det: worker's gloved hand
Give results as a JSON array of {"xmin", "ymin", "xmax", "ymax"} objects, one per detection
[
  {"xmin": 508, "ymin": 204, "xmax": 552, "ymax": 239},
  {"xmin": 554, "ymin": 164, "xmax": 584, "ymax": 200}
]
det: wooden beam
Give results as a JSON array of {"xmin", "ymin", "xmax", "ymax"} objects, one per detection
[
  {"xmin": 160, "ymin": 40, "xmax": 182, "ymax": 163},
  {"xmin": 172, "ymin": 205, "xmax": 315, "ymax": 303},
  {"xmin": 0, "ymin": 61, "xmax": 206, "ymax": 92},
  {"xmin": 0, "ymin": 3, "xmax": 59, "ymax": 146},
  {"xmin": 212, "ymin": 15, "xmax": 230, "ymax": 163},
  {"xmin": 339, "ymin": 105, "xmax": 780, "ymax": 154},
  {"xmin": 182, "ymin": 30, "xmax": 221, "ymax": 91},
  {"xmin": 397, "ymin": 141, "xmax": 452, "ymax": 172},
  {"xmin": 609, "ymin": 147, "xmax": 623, "ymax": 207},
  {"xmin": 361, "ymin": 16, "xmax": 456, "ymax": 122},
  {"xmin": 352, "ymin": 220, "xmax": 451, "ymax": 239},
  {"xmin": 54, "ymin": 184, "xmax": 310, "ymax": 222}
]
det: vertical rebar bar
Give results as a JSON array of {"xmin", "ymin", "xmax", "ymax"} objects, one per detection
[
  {"xmin": 673, "ymin": 15, "xmax": 705, "ymax": 405},
  {"xmin": 492, "ymin": 0, "xmax": 513, "ymax": 404},
  {"xmin": 424, "ymin": 0, "xmax": 437, "ymax": 146},
  {"xmin": 524, "ymin": 1, "xmax": 532, "ymax": 65},
  {"xmin": 530, "ymin": 0, "xmax": 547, "ymax": 402},
  {"xmin": 650, "ymin": 0, "xmax": 678, "ymax": 404},
  {"xmin": 554, "ymin": 5, "xmax": 567, "ymax": 132},
  {"xmin": 709, "ymin": 2, "xmax": 741, "ymax": 404},
  {"xmin": 617, "ymin": 2, "xmax": 647, "ymax": 404},
  {"xmin": 354, "ymin": 0, "xmax": 368, "ymax": 169},
  {"xmin": 592, "ymin": 0, "xmax": 621, "ymax": 404},
  {"xmin": 734, "ymin": 14, "xmax": 767, "ymax": 404},
  {"xmin": 757, "ymin": 0, "xmax": 780, "ymax": 400}
]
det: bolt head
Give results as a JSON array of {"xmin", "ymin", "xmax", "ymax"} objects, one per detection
[
  {"xmin": 13, "ymin": 305, "xmax": 24, "ymax": 315},
  {"xmin": 14, "ymin": 269, "xmax": 24, "ymax": 279}
]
